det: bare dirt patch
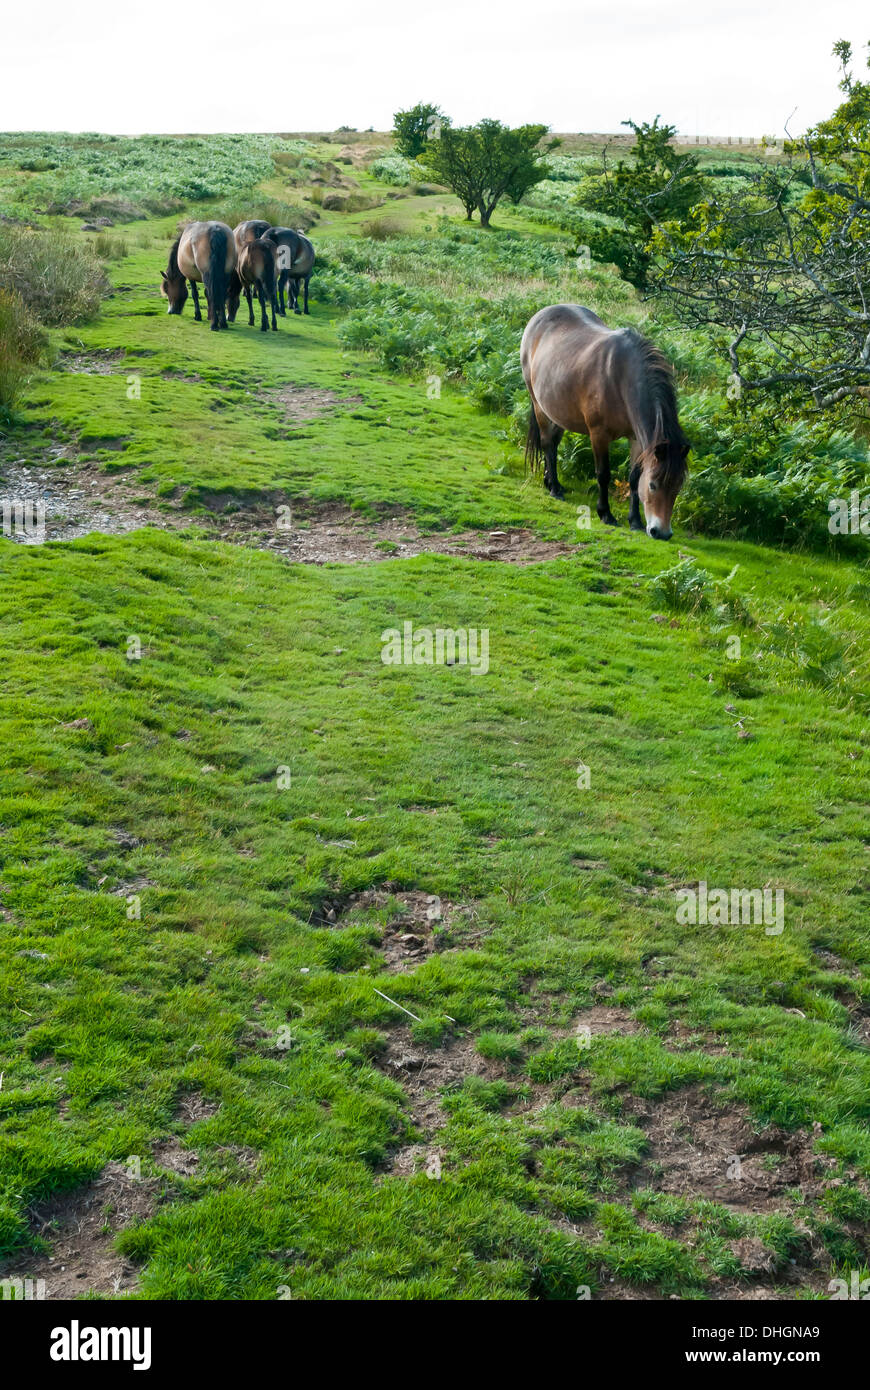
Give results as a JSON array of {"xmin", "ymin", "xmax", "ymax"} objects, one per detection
[
  {"xmin": 377, "ymin": 1027, "xmax": 508, "ymax": 1168},
  {"xmin": 152, "ymin": 1138, "xmax": 200, "ymax": 1177},
  {"xmin": 0, "ymin": 1161, "xmax": 155, "ymax": 1300},
  {"xmin": 173, "ymin": 1089, "xmax": 220, "ymax": 1125},
  {"xmin": 320, "ymin": 885, "xmax": 482, "ymax": 971},
  {"xmin": 0, "ymin": 452, "xmax": 575, "ymax": 566},
  {"xmin": 571, "ymin": 1005, "xmax": 644, "ymax": 1038},
  {"xmin": 209, "ymin": 502, "xmax": 575, "ymax": 566},
  {"xmin": 0, "ymin": 454, "xmax": 183, "ymax": 544},
  {"xmin": 260, "ymin": 384, "xmax": 364, "ymax": 422},
  {"xmin": 621, "ymin": 1084, "xmax": 824, "ymax": 1212},
  {"xmin": 58, "ymin": 348, "xmax": 126, "ymax": 375}
]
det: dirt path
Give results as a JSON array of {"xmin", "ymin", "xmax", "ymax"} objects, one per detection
[{"xmin": 0, "ymin": 456, "xmax": 576, "ymax": 565}]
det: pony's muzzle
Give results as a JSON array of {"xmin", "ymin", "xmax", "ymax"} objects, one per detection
[{"xmin": 647, "ymin": 520, "xmax": 672, "ymax": 540}]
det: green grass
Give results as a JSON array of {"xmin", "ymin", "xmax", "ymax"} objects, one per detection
[{"xmin": 0, "ymin": 134, "xmax": 868, "ymax": 1300}]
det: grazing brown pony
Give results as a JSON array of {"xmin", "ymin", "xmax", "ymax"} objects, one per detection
[
  {"xmin": 232, "ymin": 220, "xmax": 271, "ymax": 254},
  {"xmin": 227, "ymin": 221, "xmax": 279, "ymax": 328},
  {"xmin": 263, "ymin": 227, "xmax": 315, "ymax": 315},
  {"xmin": 521, "ymin": 304, "xmax": 689, "ymax": 539},
  {"xmin": 228, "ymin": 238, "xmax": 278, "ymax": 332},
  {"xmin": 160, "ymin": 221, "xmax": 235, "ymax": 331}
]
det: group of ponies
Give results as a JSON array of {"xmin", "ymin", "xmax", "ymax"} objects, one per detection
[
  {"xmin": 160, "ymin": 226, "xmax": 690, "ymax": 539},
  {"xmin": 160, "ymin": 220, "xmax": 315, "ymax": 333}
]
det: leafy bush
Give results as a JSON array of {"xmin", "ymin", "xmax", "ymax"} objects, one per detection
[
  {"xmin": 370, "ymin": 155, "xmax": 414, "ymax": 186},
  {"xmin": 648, "ymin": 557, "xmax": 713, "ymax": 613},
  {"xmin": 0, "ymin": 227, "xmax": 105, "ymax": 324}
]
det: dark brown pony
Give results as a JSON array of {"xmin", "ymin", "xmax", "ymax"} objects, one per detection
[
  {"xmin": 263, "ymin": 227, "xmax": 315, "ymax": 315},
  {"xmin": 160, "ymin": 221, "xmax": 235, "ymax": 331},
  {"xmin": 521, "ymin": 304, "xmax": 689, "ymax": 539},
  {"xmin": 228, "ymin": 238, "xmax": 278, "ymax": 332}
]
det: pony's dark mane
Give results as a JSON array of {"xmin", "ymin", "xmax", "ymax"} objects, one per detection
[
  {"xmin": 166, "ymin": 236, "xmax": 182, "ymax": 280},
  {"xmin": 622, "ymin": 329, "xmax": 688, "ymax": 481}
]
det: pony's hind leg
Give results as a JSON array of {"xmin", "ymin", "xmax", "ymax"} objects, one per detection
[
  {"xmin": 293, "ymin": 278, "xmax": 303, "ymax": 315},
  {"xmin": 257, "ymin": 281, "xmax": 269, "ymax": 332},
  {"xmin": 190, "ymin": 281, "xmax": 202, "ymax": 321},
  {"xmin": 537, "ymin": 410, "xmax": 565, "ymax": 499},
  {"xmin": 302, "ymin": 276, "xmax": 310, "ymax": 314},
  {"xmin": 591, "ymin": 431, "xmax": 618, "ymax": 525},
  {"xmin": 277, "ymin": 269, "xmax": 287, "ymax": 316},
  {"xmin": 544, "ymin": 425, "xmax": 565, "ymax": 499},
  {"xmin": 244, "ymin": 286, "xmax": 255, "ymax": 327}
]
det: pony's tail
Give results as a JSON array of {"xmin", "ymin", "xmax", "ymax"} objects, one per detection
[
  {"xmin": 205, "ymin": 224, "xmax": 230, "ymax": 327},
  {"xmin": 525, "ymin": 403, "xmax": 543, "ymax": 473},
  {"xmin": 261, "ymin": 246, "xmax": 277, "ymax": 303}
]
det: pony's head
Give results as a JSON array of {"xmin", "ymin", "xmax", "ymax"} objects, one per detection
[
  {"xmin": 160, "ymin": 239, "xmax": 187, "ymax": 314},
  {"xmin": 636, "ymin": 436, "xmax": 689, "ymax": 540}
]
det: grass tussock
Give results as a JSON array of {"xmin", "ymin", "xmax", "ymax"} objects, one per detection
[{"xmin": 0, "ymin": 226, "xmax": 105, "ymax": 325}]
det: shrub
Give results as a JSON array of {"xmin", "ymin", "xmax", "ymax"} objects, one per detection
[
  {"xmin": 0, "ymin": 226, "xmax": 105, "ymax": 324},
  {"xmin": 0, "ymin": 340, "xmax": 26, "ymax": 421},
  {"xmin": 0, "ymin": 290, "xmax": 44, "ymax": 419},
  {"xmin": 359, "ymin": 217, "xmax": 403, "ymax": 240},
  {"xmin": 90, "ymin": 231, "xmax": 128, "ymax": 260},
  {"xmin": 370, "ymin": 155, "xmax": 414, "ymax": 186},
  {"xmin": 193, "ymin": 198, "xmax": 318, "ymax": 233},
  {"xmin": 0, "ymin": 287, "xmax": 45, "ymax": 363}
]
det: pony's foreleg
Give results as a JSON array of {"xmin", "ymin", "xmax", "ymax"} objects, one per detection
[
  {"xmin": 190, "ymin": 281, "xmax": 202, "ymax": 321},
  {"xmin": 302, "ymin": 275, "xmax": 310, "ymax": 315},
  {"xmin": 293, "ymin": 277, "xmax": 303, "ymax": 315},
  {"xmin": 591, "ymin": 433, "xmax": 618, "ymax": 525},
  {"xmin": 628, "ymin": 444, "xmax": 644, "ymax": 531},
  {"xmin": 277, "ymin": 269, "xmax": 286, "ymax": 316}
]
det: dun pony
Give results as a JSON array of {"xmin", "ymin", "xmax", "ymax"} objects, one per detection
[
  {"xmin": 521, "ymin": 304, "xmax": 689, "ymax": 538},
  {"xmin": 160, "ymin": 221, "xmax": 235, "ymax": 331}
]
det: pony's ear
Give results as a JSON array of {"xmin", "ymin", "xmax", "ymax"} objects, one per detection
[
  {"xmin": 654, "ymin": 440, "xmax": 669, "ymax": 460},
  {"xmin": 160, "ymin": 270, "xmax": 168, "ymax": 281},
  {"xmin": 680, "ymin": 441, "xmax": 690, "ymax": 460}
]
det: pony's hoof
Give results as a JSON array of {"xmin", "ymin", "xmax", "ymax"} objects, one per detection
[
  {"xmin": 548, "ymin": 488, "xmax": 565, "ymax": 501},
  {"xmin": 294, "ymin": 308, "xmax": 302, "ymax": 315},
  {"xmin": 629, "ymin": 520, "xmax": 645, "ymax": 531},
  {"xmin": 599, "ymin": 513, "xmax": 619, "ymax": 526}
]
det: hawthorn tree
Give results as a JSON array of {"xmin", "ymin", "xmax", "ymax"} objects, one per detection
[
  {"xmin": 575, "ymin": 117, "xmax": 708, "ymax": 286},
  {"xmin": 646, "ymin": 44, "xmax": 870, "ymax": 412},
  {"xmin": 392, "ymin": 104, "xmax": 449, "ymax": 160},
  {"xmin": 420, "ymin": 119, "xmax": 558, "ymax": 227}
]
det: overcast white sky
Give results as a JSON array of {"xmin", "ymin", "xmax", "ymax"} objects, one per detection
[{"xmin": 1, "ymin": 0, "xmax": 864, "ymax": 135}]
